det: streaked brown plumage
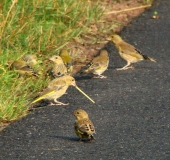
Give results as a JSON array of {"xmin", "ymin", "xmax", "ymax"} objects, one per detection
[
  {"xmin": 84, "ymin": 49, "xmax": 109, "ymax": 78},
  {"xmin": 22, "ymin": 54, "xmax": 38, "ymax": 66},
  {"xmin": 73, "ymin": 109, "xmax": 95, "ymax": 141},
  {"xmin": 32, "ymin": 75, "xmax": 76, "ymax": 105},
  {"xmin": 110, "ymin": 34, "xmax": 157, "ymax": 70},
  {"xmin": 10, "ymin": 60, "xmax": 39, "ymax": 77},
  {"xmin": 48, "ymin": 55, "xmax": 67, "ymax": 78}
]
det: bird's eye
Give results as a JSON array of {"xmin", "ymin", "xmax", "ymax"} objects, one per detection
[{"xmin": 76, "ymin": 112, "xmax": 79, "ymax": 114}]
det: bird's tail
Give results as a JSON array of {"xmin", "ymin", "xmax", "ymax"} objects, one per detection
[
  {"xmin": 143, "ymin": 55, "xmax": 157, "ymax": 62},
  {"xmin": 31, "ymin": 96, "xmax": 44, "ymax": 104},
  {"xmin": 31, "ymin": 90, "xmax": 55, "ymax": 104}
]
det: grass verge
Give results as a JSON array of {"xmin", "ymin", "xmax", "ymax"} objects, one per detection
[
  {"xmin": 0, "ymin": 0, "xmax": 103, "ymax": 123},
  {"xmin": 0, "ymin": 0, "xmax": 154, "ymax": 124}
]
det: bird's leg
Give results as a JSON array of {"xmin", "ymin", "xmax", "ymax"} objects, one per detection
[
  {"xmin": 93, "ymin": 75, "xmax": 107, "ymax": 79},
  {"xmin": 117, "ymin": 62, "xmax": 133, "ymax": 70},
  {"xmin": 55, "ymin": 101, "xmax": 69, "ymax": 105},
  {"xmin": 49, "ymin": 99, "xmax": 69, "ymax": 106},
  {"xmin": 90, "ymin": 135, "xmax": 94, "ymax": 141},
  {"xmin": 127, "ymin": 65, "xmax": 134, "ymax": 69}
]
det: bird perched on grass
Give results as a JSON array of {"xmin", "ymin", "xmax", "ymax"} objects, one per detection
[
  {"xmin": 22, "ymin": 54, "xmax": 38, "ymax": 66},
  {"xmin": 32, "ymin": 75, "xmax": 76, "ymax": 105},
  {"xmin": 48, "ymin": 55, "xmax": 67, "ymax": 78},
  {"xmin": 59, "ymin": 49, "xmax": 73, "ymax": 74},
  {"xmin": 110, "ymin": 34, "xmax": 157, "ymax": 70},
  {"xmin": 73, "ymin": 109, "xmax": 95, "ymax": 141},
  {"xmin": 10, "ymin": 60, "xmax": 39, "ymax": 77},
  {"xmin": 82, "ymin": 49, "xmax": 109, "ymax": 78}
]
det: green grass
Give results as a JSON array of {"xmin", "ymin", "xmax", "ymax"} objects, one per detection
[
  {"xmin": 0, "ymin": 0, "xmax": 103, "ymax": 123},
  {"xmin": 0, "ymin": 0, "xmax": 154, "ymax": 123}
]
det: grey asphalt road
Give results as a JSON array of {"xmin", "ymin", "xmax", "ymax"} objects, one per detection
[{"xmin": 0, "ymin": 0, "xmax": 170, "ymax": 159}]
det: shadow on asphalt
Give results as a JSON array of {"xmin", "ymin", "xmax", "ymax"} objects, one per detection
[{"xmin": 48, "ymin": 135, "xmax": 79, "ymax": 142}]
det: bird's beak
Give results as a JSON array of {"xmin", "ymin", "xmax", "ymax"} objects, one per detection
[
  {"xmin": 106, "ymin": 37, "xmax": 111, "ymax": 41},
  {"xmin": 48, "ymin": 57, "xmax": 53, "ymax": 61},
  {"xmin": 72, "ymin": 82, "xmax": 76, "ymax": 87}
]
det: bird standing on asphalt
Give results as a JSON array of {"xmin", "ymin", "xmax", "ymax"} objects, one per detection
[
  {"xmin": 83, "ymin": 49, "xmax": 109, "ymax": 78},
  {"xmin": 32, "ymin": 75, "xmax": 76, "ymax": 105},
  {"xmin": 59, "ymin": 49, "xmax": 73, "ymax": 74},
  {"xmin": 110, "ymin": 34, "xmax": 157, "ymax": 70},
  {"xmin": 73, "ymin": 109, "xmax": 95, "ymax": 141},
  {"xmin": 48, "ymin": 55, "xmax": 67, "ymax": 78},
  {"xmin": 10, "ymin": 60, "xmax": 39, "ymax": 77},
  {"xmin": 32, "ymin": 75, "xmax": 95, "ymax": 105}
]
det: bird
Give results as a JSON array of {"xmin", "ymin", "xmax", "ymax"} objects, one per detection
[
  {"xmin": 22, "ymin": 54, "xmax": 38, "ymax": 66},
  {"xmin": 110, "ymin": 34, "xmax": 157, "ymax": 70},
  {"xmin": 73, "ymin": 109, "xmax": 95, "ymax": 141},
  {"xmin": 10, "ymin": 60, "xmax": 39, "ymax": 77},
  {"xmin": 82, "ymin": 49, "xmax": 109, "ymax": 78},
  {"xmin": 32, "ymin": 75, "xmax": 76, "ymax": 105},
  {"xmin": 59, "ymin": 49, "xmax": 73, "ymax": 74},
  {"xmin": 48, "ymin": 55, "xmax": 67, "ymax": 78}
]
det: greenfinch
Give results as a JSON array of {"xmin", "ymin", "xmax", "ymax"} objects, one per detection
[
  {"xmin": 10, "ymin": 60, "xmax": 39, "ymax": 77},
  {"xmin": 22, "ymin": 54, "xmax": 38, "ymax": 66},
  {"xmin": 32, "ymin": 75, "xmax": 76, "ymax": 105},
  {"xmin": 48, "ymin": 55, "xmax": 67, "ymax": 78},
  {"xmin": 110, "ymin": 34, "xmax": 157, "ymax": 70},
  {"xmin": 83, "ymin": 49, "xmax": 109, "ymax": 78},
  {"xmin": 32, "ymin": 75, "xmax": 94, "ymax": 105},
  {"xmin": 73, "ymin": 109, "xmax": 95, "ymax": 141},
  {"xmin": 59, "ymin": 49, "xmax": 73, "ymax": 74}
]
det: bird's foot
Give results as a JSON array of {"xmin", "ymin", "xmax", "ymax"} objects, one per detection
[
  {"xmin": 116, "ymin": 68, "xmax": 126, "ymax": 70},
  {"xmin": 127, "ymin": 66, "xmax": 134, "ymax": 69},
  {"xmin": 50, "ymin": 101, "xmax": 69, "ymax": 106},
  {"xmin": 116, "ymin": 66, "xmax": 134, "ymax": 70},
  {"xmin": 93, "ymin": 75, "xmax": 107, "ymax": 79}
]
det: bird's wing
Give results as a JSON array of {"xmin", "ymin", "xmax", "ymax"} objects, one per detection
[
  {"xmin": 77, "ymin": 119, "xmax": 95, "ymax": 134},
  {"xmin": 31, "ymin": 88, "xmax": 56, "ymax": 104},
  {"xmin": 119, "ymin": 42, "xmax": 143, "ymax": 59},
  {"xmin": 88, "ymin": 57, "xmax": 107, "ymax": 70},
  {"xmin": 48, "ymin": 79, "xmax": 66, "ymax": 88},
  {"xmin": 21, "ymin": 65, "xmax": 37, "ymax": 73},
  {"xmin": 11, "ymin": 60, "xmax": 26, "ymax": 69},
  {"xmin": 32, "ymin": 81, "xmax": 67, "ymax": 104},
  {"xmin": 15, "ymin": 65, "xmax": 38, "ymax": 77}
]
